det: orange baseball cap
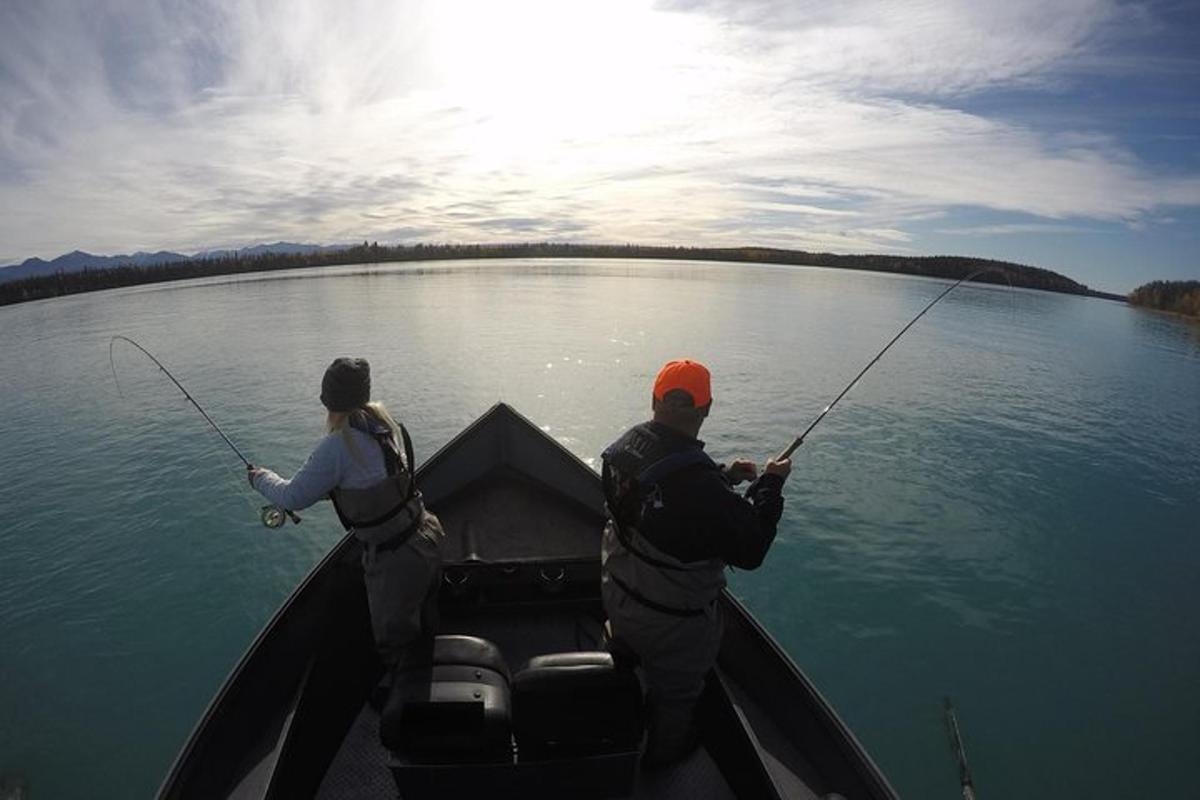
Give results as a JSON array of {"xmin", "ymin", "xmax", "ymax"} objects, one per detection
[{"xmin": 653, "ymin": 359, "xmax": 712, "ymax": 407}]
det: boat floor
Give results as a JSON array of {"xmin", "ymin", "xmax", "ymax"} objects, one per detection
[
  {"xmin": 316, "ymin": 702, "xmax": 737, "ymax": 800},
  {"xmin": 314, "ymin": 604, "xmax": 740, "ymax": 800}
]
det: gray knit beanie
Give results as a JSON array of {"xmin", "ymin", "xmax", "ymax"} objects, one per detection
[{"xmin": 320, "ymin": 357, "xmax": 371, "ymax": 411}]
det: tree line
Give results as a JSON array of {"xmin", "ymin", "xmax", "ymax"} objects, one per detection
[
  {"xmin": 0, "ymin": 242, "xmax": 1122, "ymax": 307},
  {"xmin": 1127, "ymin": 280, "xmax": 1200, "ymax": 318}
]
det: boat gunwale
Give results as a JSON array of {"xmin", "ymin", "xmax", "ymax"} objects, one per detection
[
  {"xmin": 154, "ymin": 528, "xmax": 360, "ymax": 799},
  {"xmin": 719, "ymin": 592, "xmax": 901, "ymax": 799}
]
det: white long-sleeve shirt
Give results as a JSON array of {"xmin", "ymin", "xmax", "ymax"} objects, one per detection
[{"xmin": 252, "ymin": 427, "xmax": 392, "ymax": 510}]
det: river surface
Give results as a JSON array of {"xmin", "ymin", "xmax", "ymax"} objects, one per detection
[{"xmin": 1, "ymin": 258, "xmax": 1197, "ymax": 799}]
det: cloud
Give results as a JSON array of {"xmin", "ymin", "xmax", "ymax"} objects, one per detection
[
  {"xmin": 0, "ymin": 0, "xmax": 1198, "ymax": 270},
  {"xmin": 657, "ymin": 0, "xmax": 1129, "ymax": 94},
  {"xmin": 936, "ymin": 223, "xmax": 1105, "ymax": 237}
]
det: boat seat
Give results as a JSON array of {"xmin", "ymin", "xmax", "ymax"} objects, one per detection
[
  {"xmin": 381, "ymin": 635, "xmax": 513, "ymax": 763},
  {"xmin": 418, "ymin": 633, "xmax": 512, "ymax": 681},
  {"xmin": 512, "ymin": 651, "xmax": 644, "ymax": 761}
]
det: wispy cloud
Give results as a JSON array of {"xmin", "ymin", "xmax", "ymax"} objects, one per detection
[
  {"xmin": 0, "ymin": 0, "xmax": 1197, "ymax": 285},
  {"xmin": 659, "ymin": 0, "xmax": 1129, "ymax": 95},
  {"xmin": 936, "ymin": 223, "xmax": 1106, "ymax": 237}
]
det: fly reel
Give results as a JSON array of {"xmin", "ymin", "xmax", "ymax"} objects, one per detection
[{"xmin": 260, "ymin": 505, "xmax": 289, "ymax": 528}]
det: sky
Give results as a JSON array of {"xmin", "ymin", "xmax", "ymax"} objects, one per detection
[{"xmin": 1, "ymin": 0, "xmax": 1198, "ymax": 292}]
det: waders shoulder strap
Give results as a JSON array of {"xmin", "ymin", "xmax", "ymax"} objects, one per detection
[{"xmin": 398, "ymin": 423, "xmax": 416, "ymax": 486}]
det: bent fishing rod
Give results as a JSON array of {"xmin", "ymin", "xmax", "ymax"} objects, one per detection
[
  {"xmin": 109, "ymin": 335, "xmax": 300, "ymax": 527},
  {"xmin": 778, "ymin": 267, "xmax": 1007, "ymax": 460}
]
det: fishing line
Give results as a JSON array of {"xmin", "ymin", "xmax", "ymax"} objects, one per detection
[
  {"xmin": 777, "ymin": 267, "xmax": 1012, "ymax": 460},
  {"xmin": 108, "ymin": 335, "xmax": 300, "ymax": 527}
]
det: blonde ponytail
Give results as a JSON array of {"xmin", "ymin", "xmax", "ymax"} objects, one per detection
[{"xmin": 325, "ymin": 402, "xmax": 405, "ymax": 469}]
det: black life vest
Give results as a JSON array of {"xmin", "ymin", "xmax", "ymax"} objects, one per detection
[
  {"xmin": 330, "ymin": 414, "xmax": 425, "ymax": 550},
  {"xmin": 601, "ymin": 423, "xmax": 726, "ymax": 616}
]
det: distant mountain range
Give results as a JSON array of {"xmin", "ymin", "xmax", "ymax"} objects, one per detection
[
  {"xmin": 0, "ymin": 242, "xmax": 347, "ymax": 283},
  {"xmin": 1, "ymin": 240, "xmax": 1131, "ymax": 309}
]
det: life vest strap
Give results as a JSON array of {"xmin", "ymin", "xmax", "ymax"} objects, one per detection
[
  {"xmin": 347, "ymin": 490, "xmax": 423, "ymax": 531},
  {"xmin": 368, "ymin": 514, "xmax": 423, "ymax": 554},
  {"xmin": 602, "ymin": 445, "xmax": 718, "ymax": 573},
  {"xmin": 331, "ymin": 418, "xmax": 421, "ymax": 535}
]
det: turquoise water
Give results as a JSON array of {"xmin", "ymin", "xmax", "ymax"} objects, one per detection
[{"xmin": 1, "ymin": 259, "xmax": 1197, "ymax": 799}]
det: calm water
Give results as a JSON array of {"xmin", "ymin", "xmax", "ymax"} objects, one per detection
[{"xmin": 1, "ymin": 259, "xmax": 1197, "ymax": 799}]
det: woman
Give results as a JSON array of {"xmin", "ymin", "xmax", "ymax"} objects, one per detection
[{"xmin": 248, "ymin": 357, "xmax": 443, "ymax": 666}]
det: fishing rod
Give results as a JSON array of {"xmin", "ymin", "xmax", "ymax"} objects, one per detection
[
  {"xmin": 944, "ymin": 697, "xmax": 978, "ymax": 800},
  {"xmin": 777, "ymin": 267, "xmax": 1007, "ymax": 460},
  {"xmin": 108, "ymin": 335, "xmax": 300, "ymax": 528}
]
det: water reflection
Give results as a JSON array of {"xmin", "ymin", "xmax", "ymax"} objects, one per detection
[{"xmin": 1, "ymin": 259, "xmax": 1198, "ymax": 800}]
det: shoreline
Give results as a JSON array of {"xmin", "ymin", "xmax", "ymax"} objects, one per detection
[{"xmin": 0, "ymin": 242, "xmax": 1126, "ymax": 308}]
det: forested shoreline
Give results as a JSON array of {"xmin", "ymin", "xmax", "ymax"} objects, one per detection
[
  {"xmin": 0, "ymin": 242, "xmax": 1125, "ymax": 307},
  {"xmin": 1127, "ymin": 280, "xmax": 1200, "ymax": 318}
]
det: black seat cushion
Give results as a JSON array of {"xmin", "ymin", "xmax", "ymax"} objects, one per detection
[
  {"xmin": 382, "ymin": 635, "xmax": 512, "ymax": 761},
  {"xmin": 513, "ymin": 651, "xmax": 644, "ymax": 760},
  {"xmin": 420, "ymin": 634, "xmax": 512, "ymax": 682}
]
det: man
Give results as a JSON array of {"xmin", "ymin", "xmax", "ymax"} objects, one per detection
[{"xmin": 601, "ymin": 358, "xmax": 791, "ymax": 765}]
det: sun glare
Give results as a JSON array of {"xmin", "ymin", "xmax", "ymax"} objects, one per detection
[{"xmin": 423, "ymin": 1, "xmax": 717, "ymax": 169}]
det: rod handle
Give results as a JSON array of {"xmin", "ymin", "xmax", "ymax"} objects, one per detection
[{"xmin": 777, "ymin": 437, "xmax": 803, "ymax": 461}]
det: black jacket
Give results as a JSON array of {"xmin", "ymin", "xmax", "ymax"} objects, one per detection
[{"xmin": 604, "ymin": 421, "xmax": 786, "ymax": 569}]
